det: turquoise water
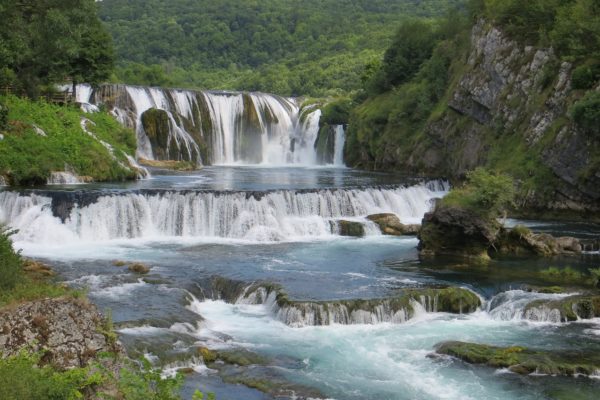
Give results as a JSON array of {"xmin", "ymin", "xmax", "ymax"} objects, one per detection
[{"xmin": 1, "ymin": 167, "xmax": 599, "ymax": 399}]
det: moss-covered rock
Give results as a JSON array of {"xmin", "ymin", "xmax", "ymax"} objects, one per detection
[
  {"xmin": 418, "ymin": 205, "xmax": 498, "ymax": 260},
  {"xmin": 337, "ymin": 220, "xmax": 365, "ymax": 237},
  {"xmin": 495, "ymin": 226, "xmax": 582, "ymax": 256},
  {"xmin": 524, "ymin": 295, "xmax": 600, "ymax": 322},
  {"xmin": 435, "ymin": 341, "xmax": 600, "ymax": 376}
]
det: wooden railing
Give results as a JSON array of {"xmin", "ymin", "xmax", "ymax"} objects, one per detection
[{"xmin": 0, "ymin": 86, "xmax": 74, "ymax": 104}]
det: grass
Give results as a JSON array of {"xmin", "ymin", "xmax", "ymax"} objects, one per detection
[{"xmin": 0, "ymin": 95, "xmax": 137, "ymax": 185}]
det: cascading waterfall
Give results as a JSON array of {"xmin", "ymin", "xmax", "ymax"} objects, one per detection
[
  {"xmin": 76, "ymin": 84, "xmax": 343, "ymax": 166},
  {"xmin": 333, "ymin": 125, "xmax": 346, "ymax": 167},
  {"xmin": 485, "ymin": 290, "xmax": 578, "ymax": 323},
  {"xmin": 0, "ymin": 181, "xmax": 447, "ymax": 244}
]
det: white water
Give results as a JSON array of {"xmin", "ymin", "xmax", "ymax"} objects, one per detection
[
  {"xmin": 0, "ymin": 181, "xmax": 446, "ymax": 245},
  {"xmin": 47, "ymin": 171, "xmax": 83, "ymax": 185},
  {"xmin": 187, "ymin": 298, "xmax": 547, "ymax": 400},
  {"xmin": 486, "ymin": 290, "xmax": 578, "ymax": 323},
  {"xmin": 332, "ymin": 125, "xmax": 346, "ymax": 167}
]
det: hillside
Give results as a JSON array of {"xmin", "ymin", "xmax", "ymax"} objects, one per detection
[
  {"xmin": 345, "ymin": 0, "xmax": 600, "ymax": 218},
  {"xmin": 98, "ymin": 0, "xmax": 462, "ymax": 96},
  {"xmin": 0, "ymin": 96, "xmax": 143, "ymax": 186}
]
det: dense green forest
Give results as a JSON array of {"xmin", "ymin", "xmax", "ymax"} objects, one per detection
[
  {"xmin": 0, "ymin": 0, "xmax": 114, "ymax": 98},
  {"xmin": 99, "ymin": 0, "xmax": 462, "ymax": 96}
]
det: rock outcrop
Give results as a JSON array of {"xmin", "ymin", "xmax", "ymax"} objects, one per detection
[
  {"xmin": 346, "ymin": 19, "xmax": 600, "ymax": 217},
  {"xmin": 0, "ymin": 297, "xmax": 116, "ymax": 369},
  {"xmin": 419, "ymin": 206, "xmax": 583, "ymax": 259},
  {"xmin": 367, "ymin": 213, "xmax": 420, "ymax": 235},
  {"xmin": 418, "ymin": 206, "xmax": 499, "ymax": 260},
  {"xmin": 336, "ymin": 220, "xmax": 365, "ymax": 237},
  {"xmin": 435, "ymin": 341, "xmax": 600, "ymax": 377}
]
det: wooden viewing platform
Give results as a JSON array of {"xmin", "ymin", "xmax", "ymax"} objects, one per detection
[{"xmin": 1, "ymin": 86, "xmax": 74, "ymax": 104}]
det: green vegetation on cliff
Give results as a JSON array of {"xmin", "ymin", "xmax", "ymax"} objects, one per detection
[
  {"xmin": 98, "ymin": 0, "xmax": 463, "ymax": 96},
  {"xmin": 345, "ymin": 0, "xmax": 600, "ymax": 215},
  {"xmin": 0, "ymin": 95, "xmax": 138, "ymax": 185}
]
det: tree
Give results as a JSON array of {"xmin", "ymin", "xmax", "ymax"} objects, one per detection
[{"xmin": 0, "ymin": 0, "xmax": 114, "ymax": 98}]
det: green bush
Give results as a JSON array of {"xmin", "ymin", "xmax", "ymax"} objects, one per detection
[
  {"xmin": 570, "ymin": 91, "xmax": 600, "ymax": 136},
  {"xmin": 119, "ymin": 358, "xmax": 183, "ymax": 400},
  {"xmin": 320, "ymin": 99, "xmax": 353, "ymax": 126},
  {"xmin": 572, "ymin": 62, "xmax": 600, "ymax": 90},
  {"xmin": 0, "ymin": 226, "xmax": 23, "ymax": 291},
  {"xmin": 441, "ymin": 168, "xmax": 516, "ymax": 218},
  {"xmin": 0, "ymin": 351, "xmax": 101, "ymax": 400}
]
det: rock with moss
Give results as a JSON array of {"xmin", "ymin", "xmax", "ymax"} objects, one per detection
[
  {"xmin": 336, "ymin": 220, "xmax": 365, "ymax": 237},
  {"xmin": 523, "ymin": 294, "xmax": 600, "ymax": 322},
  {"xmin": 435, "ymin": 341, "xmax": 600, "ymax": 376},
  {"xmin": 128, "ymin": 262, "xmax": 150, "ymax": 274},
  {"xmin": 418, "ymin": 205, "xmax": 498, "ymax": 260},
  {"xmin": 496, "ymin": 226, "xmax": 582, "ymax": 256},
  {"xmin": 367, "ymin": 213, "xmax": 420, "ymax": 236}
]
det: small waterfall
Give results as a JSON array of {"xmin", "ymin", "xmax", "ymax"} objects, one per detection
[
  {"xmin": 229, "ymin": 283, "xmax": 480, "ymax": 327},
  {"xmin": 82, "ymin": 84, "xmax": 343, "ymax": 167},
  {"xmin": 333, "ymin": 125, "xmax": 345, "ymax": 166},
  {"xmin": 47, "ymin": 172, "xmax": 84, "ymax": 185},
  {"xmin": 486, "ymin": 290, "xmax": 577, "ymax": 323},
  {"xmin": 0, "ymin": 181, "xmax": 447, "ymax": 244}
]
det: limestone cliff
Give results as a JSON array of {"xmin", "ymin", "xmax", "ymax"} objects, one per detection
[{"xmin": 347, "ymin": 20, "xmax": 599, "ymax": 217}]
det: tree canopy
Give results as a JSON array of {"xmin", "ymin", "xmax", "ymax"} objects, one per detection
[
  {"xmin": 98, "ymin": 0, "xmax": 462, "ymax": 96},
  {"xmin": 0, "ymin": 0, "xmax": 114, "ymax": 98}
]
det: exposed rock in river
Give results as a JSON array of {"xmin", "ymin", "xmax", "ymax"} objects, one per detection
[
  {"xmin": 336, "ymin": 219, "xmax": 365, "ymax": 237},
  {"xmin": 367, "ymin": 213, "xmax": 420, "ymax": 235},
  {"xmin": 435, "ymin": 341, "xmax": 600, "ymax": 377},
  {"xmin": 418, "ymin": 205, "xmax": 499, "ymax": 260}
]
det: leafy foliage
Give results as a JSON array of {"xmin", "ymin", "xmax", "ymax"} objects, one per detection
[
  {"xmin": 441, "ymin": 168, "xmax": 516, "ymax": 218},
  {"xmin": 118, "ymin": 358, "xmax": 183, "ymax": 400},
  {"xmin": 0, "ymin": 95, "xmax": 137, "ymax": 185},
  {"xmin": 0, "ymin": 226, "xmax": 22, "ymax": 291},
  {"xmin": 570, "ymin": 91, "xmax": 600, "ymax": 136},
  {"xmin": 0, "ymin": 0, "xmax": 114, "ymax": 98},
  {"xmin": 98, "ymin": 0, "xmax": 462, "ymax": 96},
  {"xmin": 482, "ymin": 0, "xmax": 600, "ymax": 60},
  {"xmin": 0, "ymin": 351, "xmax": 102, "ymax": 400}
]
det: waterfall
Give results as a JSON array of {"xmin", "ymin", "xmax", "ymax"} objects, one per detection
[
  {"xmin": 485, "ymin": 290, "xmax": 577, "ymax": 323},
  {"xmin": 333, "ymin": 125, "xmax": 345, "ymax": 167},
  {"xmin": 81, "ymin": 84, "xmax": 343, "ymax": 167},
  {"xmin": 0, "ymin": 181, "xmax": 447, "ymax": 244},
  {"xmin": 227, "ymin": 283, "xmax": 480, "ymax": 327}
]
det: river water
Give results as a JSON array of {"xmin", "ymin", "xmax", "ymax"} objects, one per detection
[{"xmin": 1, "ymin": 166, "xmax": 599, "ymax": 400}]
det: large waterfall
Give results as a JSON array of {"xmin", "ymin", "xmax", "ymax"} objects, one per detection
[
  {"xmin": 75, "ymin": 84, "xmax": 335, "ymax": 167},
  {"xmin": 0, "ymin": 181, "xmax": 447, "ymax": 244}
]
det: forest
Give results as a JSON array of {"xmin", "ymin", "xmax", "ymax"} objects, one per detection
[{"xmin": 98, "ymin": 0, "xmax": 462, "ymax": 96}]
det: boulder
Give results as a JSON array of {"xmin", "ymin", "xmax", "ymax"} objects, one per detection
[
  {"xmin": 128, "ymin": 262, "xmax": 150, "ymax": 274},
  {"xmin": 496, "ymin": 227, "xmax": 582, "ymax": 256},
  {"xmin": 337, "ymin": 220, "xmax": 365, "ymax": 237},
  {"xmin": 418, "ymin": 205, "xmax": 499, "ymax": 260},
  {"xmin": 367, "ymin": 213, "xmax": 420, "ymax": 236},
  {"xmin": 0, "ymin": 297, "xmax": 115, "ymax": 369},
  {"xmin": 435, "ymin": 341, "xmax": 600, "ymax": 377}
]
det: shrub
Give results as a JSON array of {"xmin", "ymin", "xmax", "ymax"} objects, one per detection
[
  {"xmin": 320, "ymin": 99, "xmax": 352, "ymax": 126},
  {"xmin": 441, "ymin": 168, "xmax": 516, "ymax": 218},
  {"xmin": 571, "ymin": 62, "xmax": 600, "ymax": 90},
  {"xmin": 118, "ymin": 358, "xmax": 183, "ymax": 400},
  {"xmin": 589, "ymin": 268, "xmax": 600, "ymax": 288},
  {"xmin": 0, "ymin": 351, "xmax": 100, "ymax": 400},
  {"xmin": 0, "ymin": 226, "xmax": 23, "ymax": 291},
  {"xmin": 570, "ymin": 91, "xmax": 600, "ymax": 136}
]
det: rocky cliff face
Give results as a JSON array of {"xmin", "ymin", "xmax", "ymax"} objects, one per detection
[
  {"xmin": 348, "ymin": 20, "xmax": 599, "ymax": 217},
  {"xmin": 0, "ymin": 297, "xmax": 117, "ymax": 369}
]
